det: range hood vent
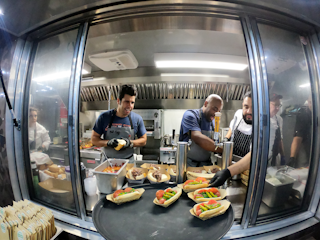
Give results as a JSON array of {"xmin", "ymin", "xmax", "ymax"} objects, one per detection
[
  {"xmin": 89, "ymin": 50, "xmax": 138, "ymax": 71},
  {"xmin": 81, "ymin": 83, "xmax": 250, "ymax": 102}
]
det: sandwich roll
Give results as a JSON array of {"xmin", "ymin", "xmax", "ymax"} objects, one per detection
[
  {"xmin": 169, "ymin": 168, "xmax": 176, "ymax": 176},
  {"xmin": 153, "ymin": 187, "xmax": 182, "ymax": 207},
  {"xmin": 178, "ymin": 177, "xmax": 209, "ymax": 192},
  {"xmin": 148, "ymin": 170, "xmax": 169, "ymax": 183},
  {"xmin": 192, "ymin": 199, "xmax": 226, "ymax": 220},
  {"xmin": 107, "ymin": 187, "xmax": 145, "ymax": 205},
  {"xmin": 114, "ymin": 139, "xmax": 126, "ymax": 151},
  {"xmin": 128, "ymin": 168, "xmax": 146, "ymax": 180},
  {"xmin": 188, "ymin": 188, "xmax": 227, "ymax": 203}
]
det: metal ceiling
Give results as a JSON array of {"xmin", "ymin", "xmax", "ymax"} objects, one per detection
[{"xmin": 80, "ymin": 83, "xmax": 250, "ymax": 102}]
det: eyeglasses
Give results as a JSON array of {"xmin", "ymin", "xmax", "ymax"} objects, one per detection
[{"xmin": 270, "ymin": 102, "xmax": 282, "ymax": 108}]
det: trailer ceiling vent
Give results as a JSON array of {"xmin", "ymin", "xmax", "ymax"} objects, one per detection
[{"xmin": 89, "ymin": 50, "xmax": 138, "ymax": 71}]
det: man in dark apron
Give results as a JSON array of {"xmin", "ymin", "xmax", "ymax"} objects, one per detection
[
  {"xmin": 179, "ymin": 94, "xmax": 223, "ymax": 167},
  {"xmin": 268, "ymin": 93, "xmax": 285, "ymax": 166},
  {"xmin": 289, "ymin": 96, "xmax": 312, "ymax": 168},
  {"xmin": 91, "ymin": 85, "xmax": 147, "ymax": 162},
  {"xmin": 210, "ymin": 92, "xmax": 253, "ymax": 187}
]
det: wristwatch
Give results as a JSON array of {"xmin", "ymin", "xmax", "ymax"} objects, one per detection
[{"xmin": 130, "ymin": 141, "xmax": 134, "ymax": 148}]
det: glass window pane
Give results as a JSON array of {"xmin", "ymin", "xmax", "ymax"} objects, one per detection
[
  {"xmin": 81, "ymin": 16, "xmax": 250, "ymax": 221},
  {"xmin": 28, "ymin": 29, "xmax": 78, "ymax": 213},
  {"xmin": 257, "ymin": 24, "xmax": 313, "ymax": 220}
]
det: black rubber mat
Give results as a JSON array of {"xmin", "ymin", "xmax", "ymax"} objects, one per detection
[{"xmin": 93, "ymin": 183, "xmax": 234, "ymax": 240}]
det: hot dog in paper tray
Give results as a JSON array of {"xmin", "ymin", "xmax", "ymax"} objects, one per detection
[
  {"xmin": 106, "ymin": 187, "xmax": 145, "ymax": 205},
  {"xmin": 190, "ymin": 199, "xmax": 231, "ymax": 221},
  {"xmin": 153, "ymin": 187, "xmax": 182, "ymax": 208},
  {"xmin": 177, "ymin": 177, "xmax": 209, "ymax": 193},
  {"xmin": 187, "ymin": 187, "xmax": 227, "ymax": 203}
]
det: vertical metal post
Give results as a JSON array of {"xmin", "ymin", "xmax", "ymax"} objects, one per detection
[
  {"xmin": 222, "ymin": 142, "xmax": 233, "ymax": 170},
  {"xmin": 108, "ymin": 89, "xmax": 111, "ymax": 110},
  {"xmin": 176, "ymin": 142, "xmax": 188, "ymax": 184}
]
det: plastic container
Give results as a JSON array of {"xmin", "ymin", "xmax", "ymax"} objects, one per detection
[
  {"xmin": 84, "ymin": 176, "xmax": 97, "ymax": 196},
  {"xmin": 137, "ymin": 155, "xmax": 143, "ymax": 161},
  {"xmin": 65, "ymin": 166, "xmax": 71, "ymax": 181},
  {"xmin": 93, "ymin": 159, "xmax": 128, "ymax": 194}
]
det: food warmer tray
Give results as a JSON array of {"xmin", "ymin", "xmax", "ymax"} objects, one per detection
[{"xmin": 92, "ymin": 183, "xmax": 234, "ymax": 240}]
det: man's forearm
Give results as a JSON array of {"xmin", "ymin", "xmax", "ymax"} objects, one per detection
[
  {"xmin": 192, "ymin": 132, "xmax": 219, "ymax": 152},
  {"xmin": 228, "ymin": 152, "xmax": 251, "ymax": 176},
  {"xmin": 132, "ymin": 138, "xmax": 146, "ymax": 147},
  {"xmin": 91, "ymin": 136, "xmax": 108, "ymax": 147},
  {"xmin": 290, "ymin": 137, "xmax": 302, "ymax": 158}
]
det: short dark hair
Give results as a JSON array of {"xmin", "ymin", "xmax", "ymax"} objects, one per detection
[
  {"xmin": 270, "ymin": 93, "xmax": 283, "ymax": 102},
  {"xmin": 243, "ymin": 91, "xmax": 251, "ymax": 99},
  {"xmin": 29, "ymin": 107, "xmax": 38, "ymax": 113},
  {"xmin": 118, "ymin": 84, "xmax": 137, "ymax": 101}
]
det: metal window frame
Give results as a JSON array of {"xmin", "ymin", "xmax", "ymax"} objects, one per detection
[{"xmin": 11, "ymin": 24, "xmax": 89, "ymax": 218}]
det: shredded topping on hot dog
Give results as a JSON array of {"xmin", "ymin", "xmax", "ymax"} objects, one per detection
[
  {"xmin": 152, "ymin": 170, "xmax": 162, "ymax": 181},
  {"xmin": 131, "ymin": 168, "xmax": 142, "ymax": 179}
]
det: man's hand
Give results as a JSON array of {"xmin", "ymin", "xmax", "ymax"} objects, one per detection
[
  {"xmin": 121, "ymin": 138, "xmax": 131, "ymax": 149},
  {"xmin": 107, "ymin": 138, "xmax": 118, "ymax": 148},
  {"xmin": 209, "ymin": 168, "xmax": 231, "ymax": 187},
  {"xmin": 288, "ymin": 157, "xmax": 295, "ymax": 167}
]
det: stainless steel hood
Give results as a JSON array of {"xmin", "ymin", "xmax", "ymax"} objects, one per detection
[{"xmin": 80, "ymin": 82, "xmax": 250, "ymax": 102}]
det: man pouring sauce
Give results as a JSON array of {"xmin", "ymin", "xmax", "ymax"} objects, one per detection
[{"xmin": 91, "ymin": 84, "xmax": 147, "ymax": 162}]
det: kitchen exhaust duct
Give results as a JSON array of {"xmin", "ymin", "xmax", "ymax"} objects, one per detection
[{"xmin": 89, "ymin": 50, "xmax": 138, "ymax": 71}]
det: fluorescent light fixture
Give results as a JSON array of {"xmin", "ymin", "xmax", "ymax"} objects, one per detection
[
  {"xmin": 82, "ymin": 62, "xmax": 92, "ymax": 75},
  {"xmin": 0, "ymin": 9, "xmax": 4, "ymax": 15},
  {"xmin": 299, "ymin": 83, "xmax": 310, "ymax": 88},
  {"xmin": 154, "ymin": 53, "xmax": 248, "ymax": 71},
  {"xmin": 161, "ymin": 73, "xmax": 229, "ymax": 78},
  {"xmin": 81, "ymin": 77, "xmax": 94, "ymax": 82},
  {"xmin": 32, "ymin": 71, "xmax": 70, "ymax": 82}
]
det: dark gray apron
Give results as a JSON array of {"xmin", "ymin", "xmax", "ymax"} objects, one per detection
[
  {"xmin": 270, "ymin": 116, "xmax": 281, "ymax": 166},
  {"xmin": 233, "ymin": 119, "xmax": 252, "ymax": 157},
  {"xmin": 187, "ymin": 109, "xmax": 214, "ymax": 163},
  {"xmin": 103, "ymin": 109, "xmax": 135, "ymax": 159},
  {"xmin": 30, "ymin": 128, "xmax": 36, "ymax": 150}
]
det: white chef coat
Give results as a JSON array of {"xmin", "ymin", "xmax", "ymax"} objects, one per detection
[
  {"xmin": 229, "ymin": 109, "xmax": 252, "ymax": 135},
  {"xmin": 29, "ymin": 122, "xmax": 51, "ymax": 150}
]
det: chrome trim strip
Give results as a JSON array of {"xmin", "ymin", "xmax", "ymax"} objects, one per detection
[
  {"xmin": 6, "ymin": 39, "xmax": 25, "ymax": 201},
  {"xmin": 306, "ymin": 33, "xmax": 320, "ymax": 216},
  {"xmin": 55, "ymin": 220, "xmax": 103, "ymax": 239},
  {"xmin": 224, "ymin": 217, "xmax": 318, "ymax": 240},
  {"xmin": 239, "ymin": 16, "xmax": 262, "ymax": 229},
  {"xmin": 224, "ymin": 211, "xmax": 314, "ymax": 239},
  {"xmin": 13, "ymin": 40, "xmax": 33, "ymax": 200},
  {"xmin": 68, "ymin": 22, "xmax": 90, "ymax": 220},
  {"xmin": 248, "ymin": 17, "xmax": 271, "ymax": 225}
]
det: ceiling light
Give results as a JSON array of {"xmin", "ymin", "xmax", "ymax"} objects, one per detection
[
  {"xmin": 82, "ymin": 62, "xmax": 92, "ymax": 75},
  {"xmin": 154, "ymin": 53, "xmax": 248, "ymax": 71},
  {"xmin": 32, "ymin": 71, "xmax": 70, "ymax": 82},
  {"xmin": 299, "ymin": 83, "xmax": 310, "ymax": 88},
  {"xmin": 161, "ymin": 73, "xmax": 229, "ymax": 78},
  {"xmin": 0, "ymin": 9, "xmax": 4, "ymax": 15}
]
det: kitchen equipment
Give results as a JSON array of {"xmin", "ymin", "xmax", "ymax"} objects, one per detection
[
  {"xmin": 176, "ymin": 142, "xmax": 188, "ymax": 184},
  {"xmin": 92, "ymin": 183, "xmax": 234, "ymax": 240},
  {"xmin": 160, "ymin": 147, "xmax": 176, "ymax": 164},
  {"xmin": 262, "ymin": 173, "xmax": 296, "ymax": 208},
  {"xmin": 92, "ymin": 159, "xmax": 128, "ymax": 194},
  {"xmin": 132, "ymin": 109, "xmax": 162, "ymax": 139},
  {"xmin": 84, "ymin": 176, "xmax": 97, "ymax": 196}
]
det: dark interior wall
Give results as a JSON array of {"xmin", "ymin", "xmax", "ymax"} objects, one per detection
[{"xmin": 0, "ymin": 28, "xmax": 16, "ymax": 207}]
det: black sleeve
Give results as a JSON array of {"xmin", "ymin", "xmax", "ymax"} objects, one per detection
[{"xmin": 294, "ymin": 109, "xmax": 309, "ymax": 138}]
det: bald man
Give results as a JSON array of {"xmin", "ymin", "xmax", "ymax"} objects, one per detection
[{"xmin": 179, "ymin": 94, "xmax": 223, "ymax": 167}]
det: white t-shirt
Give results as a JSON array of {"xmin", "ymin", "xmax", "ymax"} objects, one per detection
[
  {"xmin": 229, "ymin": 109, "xmax": 252, "ymax": 135},
  {"xmin": 29, "ymin": 122, "xmax": 51, "ymax": 150},
  {"xmin": 268, "ymin": 115, "xmax": 283, "ymax": 159}
]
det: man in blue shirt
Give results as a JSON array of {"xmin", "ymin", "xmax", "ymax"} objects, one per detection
[
  {"xmin": 179, "ymin": 94, "xmax": 223, "ymax": 167},
  {"xmin": 91, "ymin": 84, "xmax": 147, "ymax": 161}
]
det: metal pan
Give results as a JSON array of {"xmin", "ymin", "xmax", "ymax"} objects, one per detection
[{"xmin": 92, "ymin": 183, "xmax": 234, "ymax": 240}]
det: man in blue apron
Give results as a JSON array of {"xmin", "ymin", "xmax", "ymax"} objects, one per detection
[
  {"xmin": 91, "ymin": 85, "xmax": 147, "ymax": 162},
  {"xmin": 179, "ymin": 94, "xmax": 223, "ymax": 167}
]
